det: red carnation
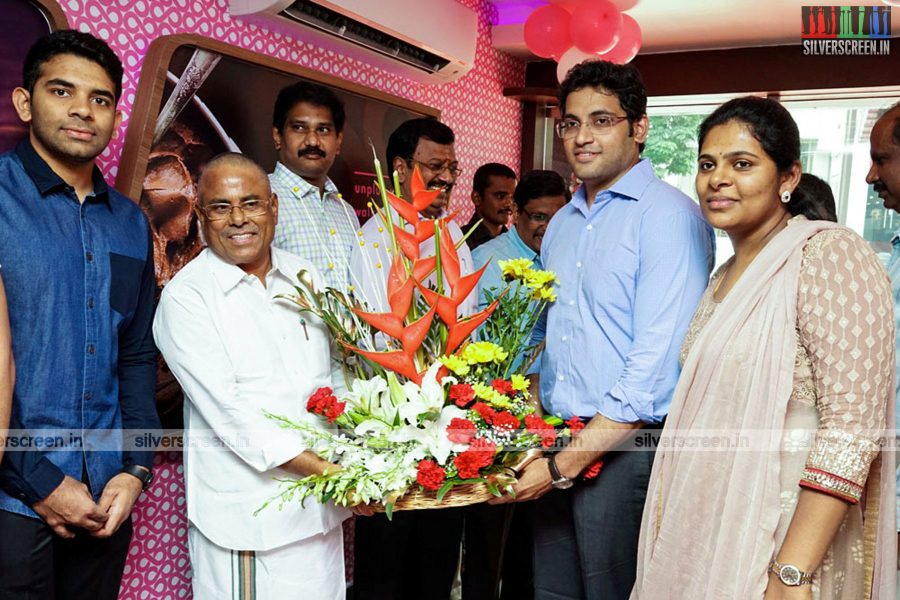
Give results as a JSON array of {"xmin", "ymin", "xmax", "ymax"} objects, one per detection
[
  {"xmin": 582, "ymin": 460, "xmax": 604, "ymax": 480},
  {"xmin": 566, "ymin": 416, "xmax": 586, "ymax": 436},
  {"xmin": 491, "ymin": 411, "xmax": 520, "ymax": 433},
  {"xmin": 453, "ymin": 437, "xmax": 497, "ymax": 479},
  {"xmin": 447, "ymin": 418, "xmax": 477, "ymax": 444},
  {"xmin": 524, "ymin": 414, "xmax": 557, "ymax": 448},
  {"xmin": 307, "ymin": 386, "xmax": 336, "ymax": 415},
  {"xmin": 449, "ymin": 383, "xmax": 475, "ymax": 408},
  {"xmin": 491, "ymin": 378, "xmax": 516, "ymax": 397},
  {"xmin": 416, "ymin": 459, "xmax": 447, "ymax": 490},
  {"xmin": 471, "ymin": 402, "xmax": 496, "ymax": 424},
  {"xmin": 324, "ymin": 400, "xmax": 346, "ymax": 424}
]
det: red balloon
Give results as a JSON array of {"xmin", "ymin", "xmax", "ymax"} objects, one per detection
[
  {"xmin": 597, "ymin": 13, "xmax": 642, "ymax": 64},
  {"xmin": 524, "ymin": 5, "xmax": 573, "ymax": 59},
  {"xmin": 570, "ymin": 0, "xmax": 623, "ymax": 55}
]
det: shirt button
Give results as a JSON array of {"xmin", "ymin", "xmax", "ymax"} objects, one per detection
[
  {"xmin": 86, "ymin": 252, "xmax": 94, "ymax": 262},
  {"xmin": 576, "ymin": 261, "xmax": 582, "ymax": 268},
  {"xmin": 558, "ymin": 375, "xmax": 565, "ymax": 381},
  {"xmin": 561, "ymin": 336, "xmax": 568, "ymax": 342},
  {"xmin": 87, "ymin": 297, "xmax": 94, "ymax": 309},
  {"xmin": 568, "ymin": 300, "xmax": 575, "ymax": 306},
  {"xmin": 84, "ymin": 392, "xmax": 92, "ymax": 400},
  {"xmin": 87, "ymin": 344, "xmax": 95, "ymax": 354},
  {"xmin": 586, "ymin": 225, "xmax": 593, "ymax": 231}
]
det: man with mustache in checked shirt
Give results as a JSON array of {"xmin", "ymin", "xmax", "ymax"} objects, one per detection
[{"xmin": 269, "ymin": 81, "xmax": 360, "ymax": 293}]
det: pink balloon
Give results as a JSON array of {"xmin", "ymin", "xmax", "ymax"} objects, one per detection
[
  {"xmin": 597, "ymin": 13, "xmax": 642, "ymax": 64},
  {"xmin": 610, "ymin": 0, "xmax": 638, "ymax": 10},
  {"xmin": 570, "ymin": 0, "xmax": 623, "ymax": 55},
  {"xmin": 556, "ymin": 47, "xmax": 598, "ymax": 84},
  {"xmin": 524, "ymin": 5, "xmax": 573, "ymax": 59}
]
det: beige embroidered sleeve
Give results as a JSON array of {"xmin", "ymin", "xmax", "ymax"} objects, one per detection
[{"xmin": 796, "ymin": 229, "xmax": 895, "ymax": 503}]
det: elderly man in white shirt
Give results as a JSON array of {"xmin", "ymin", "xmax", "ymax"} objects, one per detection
[{"xmin": 153, "ymin": 153, "xmax": 355, "ymax": 600}]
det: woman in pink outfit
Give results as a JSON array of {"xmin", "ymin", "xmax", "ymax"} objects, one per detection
[{"xmin": 631, "ymin": 96, "xmax": 896, "ymax": 600}]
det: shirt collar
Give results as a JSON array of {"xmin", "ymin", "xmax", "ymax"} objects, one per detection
[
  {"xmin": 892, "ymin": 228, "xmax": 900, "ymax": 246},
  {"xmin": 507, "ymin": 226, "xmax": 539, "ymax": 262},
  {"xmin": 208, "ymin": 246, "xmax": 288, "ymax": 292},
  {"xmin": 15, "ymin": 138, "xmax": 110, "ymax": 201},
  {"xmin": 572, "ymin": 157, "xmax": 655, "ymax": 210},
  {"xmin": 273, "ymin": 161, "xmax": 338, "ymax": 198}
]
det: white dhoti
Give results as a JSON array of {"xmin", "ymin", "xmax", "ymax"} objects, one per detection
[{"xmin": 188, "ymin": 524, "xmax": 345, "ymax": 600}]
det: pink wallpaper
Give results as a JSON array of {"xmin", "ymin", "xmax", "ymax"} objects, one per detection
[{"xmin": 54, "ymin": 1, "xmax": 525, "ymax": 598}]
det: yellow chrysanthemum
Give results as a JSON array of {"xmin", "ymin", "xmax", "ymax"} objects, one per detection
[
  {"xmin": 532, "ymin": 287, "xmax": 557, "ymax": 302},
  {"xmin": 472, "ymin": 382, "xmax": 512, "ymax": 407},
  {"xmin": 462, "ymin": 341, "xmax": 509, "ymax": 364},
  {"xmin": 439, "ymin": 354, "xmax": 470, "ymax": 376},
  {"xmin": 511, "ymin": 374, "xmax": 529, "ymax": 392},
  {"xmin": 498, "ymin": 258, "xmax": 534, "ymax": 282},
  {"xmin": 524, "ymin": 269, "xmax": 557, "ymax": 289}
]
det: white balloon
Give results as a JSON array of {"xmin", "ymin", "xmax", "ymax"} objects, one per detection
[
  {"xmin": 611, "ymin": 0, "xmax": 639, "ymax": 10},
  {"xmin": 556, "ymin": 47, "xmax": 599, "ymax": 84}
]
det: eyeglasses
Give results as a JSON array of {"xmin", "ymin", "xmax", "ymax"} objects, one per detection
[
  {"xmin": 200, "ymin": 198, "xmax": 270, "ymax": 221},
  {"xmin": 522, "ymin": 209, "xmax": 552, "ymax": 223},
  {"xmin": 555, "ymin": 115, "xmax": 629, "ymax": 140},
  {"xmin": 407, "ymin": 158, "xmax": 463, "ymax": 178}
]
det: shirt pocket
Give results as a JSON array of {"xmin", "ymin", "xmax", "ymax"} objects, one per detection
[{"xmin": 109, "ymin": 252, "xmax": 144, "ymax": 319}]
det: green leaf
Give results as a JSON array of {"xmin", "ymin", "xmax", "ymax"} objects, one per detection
[
  {"xmin": 436, "ymin": 481, "xmax": 454, "ymax": 502},
  {"xmin": 486, "ymin": 481, "xmax": 501, "ymax": 497},
  {"xmin": 385, "ymin": 502, "xmax": 394, "ymax": 520}
]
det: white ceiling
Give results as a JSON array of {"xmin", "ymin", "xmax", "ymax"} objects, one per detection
[{"xmin": 491, "ymin": 0, "xmax": 895, "ymax": 58}]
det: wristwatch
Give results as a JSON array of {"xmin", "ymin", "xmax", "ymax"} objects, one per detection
[
  {"xmin": 768, "ymin": 559, "xmax": 814, "ymax": 586},
  {"xmin": 121, "ymin": 464, "xmax": 154, "ymax": 490},
  {"xmin": 546, "ymin": 454, "xmax": 574, "ymax": 490}
]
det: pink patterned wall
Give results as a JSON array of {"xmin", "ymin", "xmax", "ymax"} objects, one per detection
[{"xmin": 54, "ymin": 1, "xmax": 525, "ymax": 598}]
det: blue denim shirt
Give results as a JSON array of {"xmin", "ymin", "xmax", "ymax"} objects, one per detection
[
  {"xmin": 533, "ymin": 159, "xmax": 714, "ymax": 423},
  {"xmin": 0, "ymin": 141, "xmax": 159, "ymax": 517}
]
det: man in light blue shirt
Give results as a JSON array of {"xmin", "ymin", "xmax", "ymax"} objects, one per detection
[
  {"xmin": 492, "ymin": 60, "xmax": 714, "ymax": 600},
  {"xmin": 865, "ymin": 102, "xmax": 900, "ymax": 536},
  {"xmin": 269, "ymin": 82, "xmax": 360, "ymax": 292},
  {"xmin": 472, "ymin": 170, "xmax": 570, "ymax": 308}
]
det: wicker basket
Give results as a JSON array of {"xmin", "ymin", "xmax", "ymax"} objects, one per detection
[{"xmin": 371, "ymin": 482, "xmax": 497, "ymax": 513}]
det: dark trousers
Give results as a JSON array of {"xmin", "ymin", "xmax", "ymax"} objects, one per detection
[
  {"xmin": 461, "ymin": 502, "xmax": 533, "ymax": 600},
  {"xmin": 531, "ymin": 440, "xmax": 657, "ymax": 600},
  {"xmin": 0, "ymin": 510, "xmax": 132, "ymax": 600},
  {"xmin": 353, "ymin": 507, "xmax": 464, "ymax": 599}
]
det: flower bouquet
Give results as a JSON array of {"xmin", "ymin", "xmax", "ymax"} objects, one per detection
[{"xmin": 260, "ymin": 154, "xmax": 570, "ymax": 516}]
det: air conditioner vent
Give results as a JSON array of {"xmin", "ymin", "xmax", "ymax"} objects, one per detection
[{"xmin": 281, "ymin": 0, "xmax": 449, "ymax": 73}]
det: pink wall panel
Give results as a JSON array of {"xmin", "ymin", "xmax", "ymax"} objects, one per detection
[{"xmin": 55, "ymin": 1, "xmax": 524, "ymax": 598}]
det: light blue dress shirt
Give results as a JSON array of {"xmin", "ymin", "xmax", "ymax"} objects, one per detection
[
  {"xmin": 888, "ymin": 229, "xmax": 900, "ymax": 529},
  {"xmin": 472, "ymin": 225, "xmax": 540, "ymax": 309},
  {"xmin": 533, "ymin": 159, "xmax": 714, "ymax": 423}
]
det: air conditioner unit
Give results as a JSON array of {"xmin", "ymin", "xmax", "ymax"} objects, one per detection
[{"xmin": 229, "ymin": 0, "xmax": 477, "ymax": 85}]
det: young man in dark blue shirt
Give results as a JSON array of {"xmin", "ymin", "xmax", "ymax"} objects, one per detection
[{"xmin": 0, "ymin": 30, "xmax": 159, "ymax": 600}]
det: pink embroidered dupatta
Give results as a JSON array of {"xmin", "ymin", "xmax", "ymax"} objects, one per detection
[{"xmin": 631, "ymin": 219, "xmax": 896, "ymax": 599}]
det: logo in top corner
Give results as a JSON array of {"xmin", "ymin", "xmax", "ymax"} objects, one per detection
[{"xmin": 801, "ymin": 5, "xmax": 891, "ymax": 55}]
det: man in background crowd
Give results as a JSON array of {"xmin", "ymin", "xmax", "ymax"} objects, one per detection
[
  {"xmin": 0, "ymin": 30, "xmax": 159, "ymax": 599},
  {"xmin": 270, "ymin": 81, "xmax": 359, "ymax": 292},
  {"xmin": 464, "ymin": 162, "xmax": 517, "ymax": 250}
]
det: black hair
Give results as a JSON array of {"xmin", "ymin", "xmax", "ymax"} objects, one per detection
[
  {"xmin": 795, "ymin": 173, "xmax": 837, "ymax": 222},
  {"xmin": 386, "ymin": 118, "xmax": 455, "ymax": 170},
  {"xmin": 23, "ymin": 30, "xmax": 123, "ymax": 101},
  {"xmin": 272, "ymin": 81, "xmax": 345, "ymax": 133},
  {"xmin": 698, "ymin": 96, "xmax": 817, "ymax": 219},
  {"xmin": 514, "ymin": 170, "xmax": 571, "ymax": 210},
  {"xmin": 558, "ymin": 60, "xmax": 647, "ymax": 152},
  {"xmin": 472, "ymin": 163, "xmax": 516, "ymax": 195}
]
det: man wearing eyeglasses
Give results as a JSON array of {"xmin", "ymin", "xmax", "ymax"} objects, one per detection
[
  {"xmin": 489, "ymin": 61, "xmax": 714, "ymax": 600},
  {"xmin": 351, "ymin": 118, "xmax": 476, "ymax": 599},
  {"xmin": 154, "ymin": 153, "xmax": 366, "ymax": 599},
  {"xmin": 269, "ymin": 81, "xmax": 360, "ymax": 293}
]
